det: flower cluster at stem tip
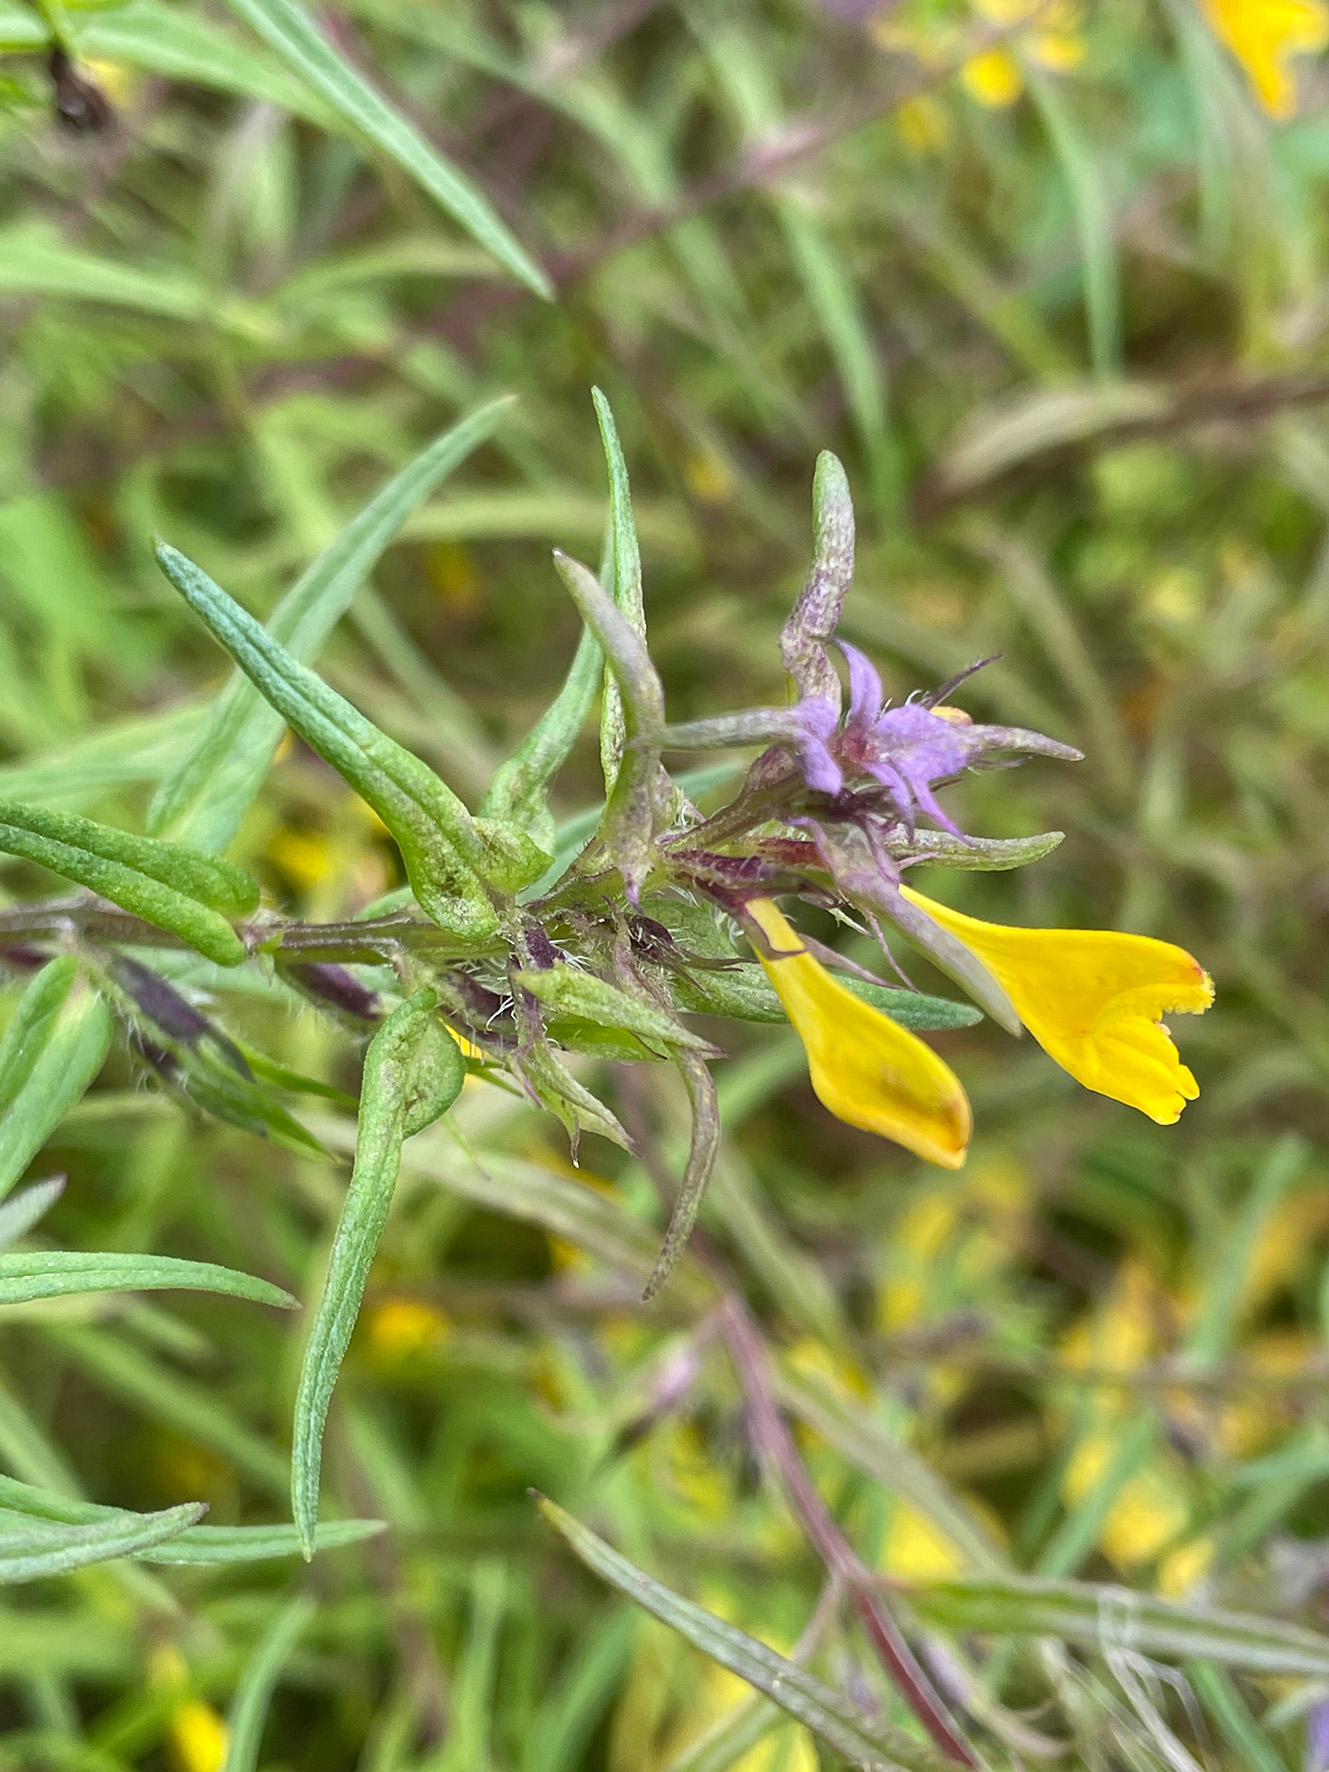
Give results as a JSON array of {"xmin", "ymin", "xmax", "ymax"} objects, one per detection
[{"xmin": 657, "ymin": 449, "xmax": 1214, "ymax": 1171}]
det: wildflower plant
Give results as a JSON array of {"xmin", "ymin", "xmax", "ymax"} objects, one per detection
[{"xmin": 0, "ymin": 391, "xmax": 1212, "ymax": 1574}]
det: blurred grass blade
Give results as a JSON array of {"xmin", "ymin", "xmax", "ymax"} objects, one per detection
[
  {"xmin": 223, "ymin": 1597, "xmax": 316, "ymax": 1772},
  {"xmin": 44, "ymin": 1324, "xmax": 289, "ymax": 1497},
  {"xmin": 0, "ymin": 967, "xmax": 112, "ymax": 1204},
  {"xmin": 0, "ymin": 801, "xmax": 256, "ymax": 965},
  {"xmin": 151, "ymin": 397, "xmax": 516, "ymax": 853},
  {"xmin": 1183, "ymin": 1660, "xmax": 1287, "ymax": 1772},
  {"xmin": 773, "ymin": 1364, "xmax": 1008, "ymax": 1576},
  {"xmin": 0, "ymin": 1503, "xmax": 205, "ymax": 1584},
  {"xmin": 908, "ymin": 1576, "xmax": 1329, "ymax": 1676},
  {"xmin": 0, "ymin": 1177, "xmax": 64, "ymax": 1254},
  {"xmin": 0, "ymin": 223, "xmax": 272, "ymax": 337},
  {"xmin": 778, "ymin": 201, "xmax": 899, "ymax": 521},
  {"xmin": 79, "ymin": 0, "xmax": 339, "ymax": 122},
  {"xmin": 518, "ymin": 1606, "xmax": 635, "ymax": 1772},
  {"xmin": 0, "ymin": 1252, "xmax": 296, "ymax": 1310},
  {"xmin": 154, "ymin": 543, "xmax": 514, "ymax": 936},
  {"xmin": 217, "ymin": 0, "xmax": 552, "ymax": 298},
  {"xmin": 292, "ymin": 992, "xmax": 464, "ymax": 1554},
  {"xmin": 537, "ymin": 1497, "xmax": 965, "ymax": 1772},
  {"xmin": 1183, "ymin": 1133, "xmax": 1307, "ymax": 1367},
  {"xmin": 1027, "ymin": 71, "xmax": 1120, "ymax": 379}
]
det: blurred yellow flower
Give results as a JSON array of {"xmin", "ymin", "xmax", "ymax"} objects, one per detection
[
  {"xmin": 964, "ymin": 0, "xmax": 1085, "ymax": 106},
  {"xmin": 1157, "ymin": 1535, "xmax": 1214, "ymax": 1597},
  {"xmin": 900, "ymin": 889, "xmax": 1213, "ymax": 1124},
  {"xmin": 879, "ymin": 1501, "xmax": 968, "ymax": 1578},
  {"xmin": 365, "ymin": 1296, "xmax": 450, "ymax": 1361},
  {"xmin": 1199, "ymin": 0, "xmax": 1329, "ymax": 118},
  {"xmin": 149, "ymin": 1653, "xmax": 229, "ymax": 1772},
  {"xmin": 170, "ymin": 1701, "xmax": 229, "ymax": 1772},
  {"xmin": 747, "ymin": 899, "xmax": 971, "ymax": 1167},
  {"xmin": 962, "ymin": 47, "xmax": 1025, "ymax": 105}
]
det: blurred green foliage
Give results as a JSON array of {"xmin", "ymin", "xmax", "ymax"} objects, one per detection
[{"xmin": 5, "ymin": 0, "xmax": 1329, "ymax": 1766}]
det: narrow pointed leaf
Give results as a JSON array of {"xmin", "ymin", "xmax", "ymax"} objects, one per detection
[
  {"xmin": 217, "ymin": 0, "xmax": 552, "ymax": 297},
  {"xmin": 0, "ymin": 1475, "xmax": 381, "ymax": 1564},
  {"xmin": 152, "ymin": 397, "xmax": 516, "ymax": 852},
  {"xmin": 0, "ymin": 1503, "xmax": 205, "ymax": 1584},
  {"xmin": 781, "ymin": 450, "xmax": 854, "ymax": 706},
  {"xmin": 142, "ymin": 1519, "xmax": 384, "ymax": 1566},
  {"xmin": 513, "ymin": 964, "xmax": 714, "ymax": 1054},
  {"xmin": 0, "ymin": 1251, "xmax": 296, "ymax": 1309},
  {"xmin": 292, "ymin": 991, "xmax": 464, "ymax": 1552},
  {"xmin": 642, "ymin": 1053, "xmax": 720, "ymax": 1301},
  {"xmin": 0, "ymin": 801, "xmax": 253, "ymax": 965},
  {"xmin": 155, "ymin": 543, "xmax": 536, "ymax": 937},
  {"xmin": 538, "ymin": 1498, "xmax": 965, "ymax": 1772},
  {"xmin": 553, "ymin": 551, "xmax": 664, "ymax": 903},
  {"xmin": 592, "ymin": 388, "xmax": 646, "ymax": 790}
]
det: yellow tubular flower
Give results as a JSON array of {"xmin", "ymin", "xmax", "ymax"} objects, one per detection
[
  {"xmin": 747, "ymin": 899, "xmax": 971, "ymax": 1168},
  {"xmin": 900, "ymin": 888, "xmax": 1213, "ymax": 1125},
  {"xmin": 1199, "ymin": 0, "xmax": 1329, "ymax": 118}
]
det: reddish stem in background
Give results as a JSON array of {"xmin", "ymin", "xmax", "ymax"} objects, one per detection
[{"xmin": 720, "ymin": 1296, "xmax": 977, "ymax": 1768}]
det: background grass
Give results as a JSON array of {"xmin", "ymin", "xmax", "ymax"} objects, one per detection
[{"xmin": 5, "ymin": 0, "xmax": 1329, "ymax": 1766}]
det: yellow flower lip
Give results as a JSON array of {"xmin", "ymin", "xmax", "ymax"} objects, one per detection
[
  {"xmin": 900, "ymin": 886, "xmax": 1213, "ymax": 1125},
  {"xmin": 1199, "ymin": 0, "xmax": 1329, "ymax": 120},
  {"xmin": 746, "ymin": 899, "xmax": 971, "ymax": 1168}
]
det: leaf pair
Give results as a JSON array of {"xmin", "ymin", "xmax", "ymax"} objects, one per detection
[
  {"xmin": 0, "ymin": 1473, "xmax": 380, "ymax": 1580},
  {"xmin": 0, "ymin": 800, "xmax": 258, "ymax": 965}
]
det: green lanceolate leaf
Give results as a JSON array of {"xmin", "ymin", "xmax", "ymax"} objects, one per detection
[
  {"xmin": 553, "ymin": 551, "xmax": 665, "ymax": 905},
  {"xmin": 292, "ymin": 991, "xmax": 464, "ymax": 1553},
  {"xmin": 217, "ymin": 0, "xmax": 552, "ymax": 299},
  {"xmin": 538, "ymin": 1499, "xmax": 964, "ymax": 1772},
  {"xmin": 592, "ymin": 388, "xmax": 646, "ymax": 790},
  {"xmin": 155, "ymin": 543, "xmax": 547, "ymax": 938},
  {"xmin": 480, "ymin": 622, "xmax": 602, "ymax": 853},
  {"xmin": 0, "ymin": 1251, "xmax": 296, "ymax": 1310},
  {"xmin": 0, "ymin": 1474, "xmax": 382, "ymax": 1565},
  {"xmin": 902, "ymin": 831, "xmax": 1066, "ymax": 871},
  {"xmin": 0, "ymin": 1503, "xmax": 205, "ymax": 1584},
  {"xmin": 0, "ymin": 965, "xmax": 112, "ymax": 1202},
  {"xmin": 512, "ymin": 1039, "xmax": 636, "ymax": 1154},
  {"xmin": 513, "ymin": 964, "xmax": 715, "ymax": 1055},
  {"xmin": 781, "ymin": 450, "xmax": 855, "ymax": 706},
  {"xmin": 150, "ymin": 398, "xmax": 515, "ymax": 852},
  {"xmin": 142, "ymin": 1518, "xmax": 384, "ymax": 1566},
  {"xmin": 669, "ymin": 967, "xmax": 982, "ymax": 1032},
  {"xmin": 907, "ymin": 1575, "xmax": 1329, "ymax": 1677},
  {"xmin": 642, "ymin": 1052, "xmax": 720, "ymax": 1302},
  {"xmin": 223, "ymin": 1596, "xmax": 316, "ymax": 1772},
  {"xmin": 0, "ymin": 800, "xmax": 256, "ymax": 965}
]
